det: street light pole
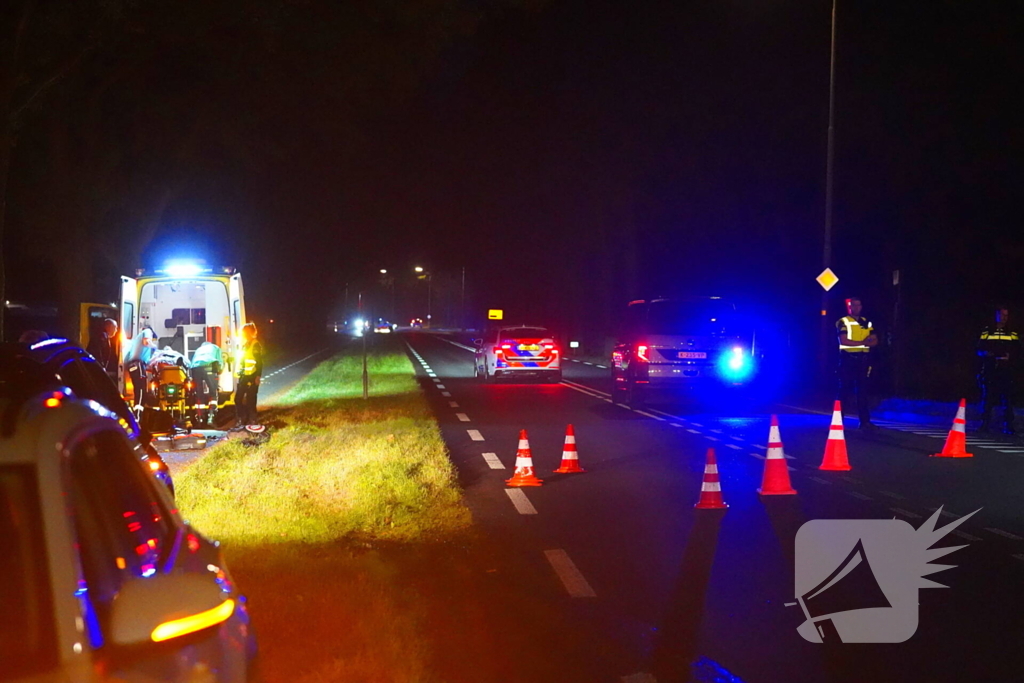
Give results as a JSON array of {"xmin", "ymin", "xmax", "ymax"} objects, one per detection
[{"xmin": 819, "ymin": 0, "xmax": 838, "ymax": 379}]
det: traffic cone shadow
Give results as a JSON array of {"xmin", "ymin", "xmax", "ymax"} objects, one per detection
[{"xmin": 648, "ymin": 508, "xmax": 726, "ymax": 681}]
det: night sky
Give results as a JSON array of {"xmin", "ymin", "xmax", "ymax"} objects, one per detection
[{"xmin": 4, "ymin": 0, "xmax": 1021, "ymax": 394}]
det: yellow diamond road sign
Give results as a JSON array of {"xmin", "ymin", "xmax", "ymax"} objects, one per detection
[{"xmin": 816, "ymin": 268, "xmax": 839, "ymax": 291}]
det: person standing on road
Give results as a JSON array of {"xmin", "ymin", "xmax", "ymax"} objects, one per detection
[
  {"xmin": 86, "ymin": 318, "xmax": 118, "ymax": 379},
  {"xmin": 190, "ymin": 340, "xmax": 223, "ymax": 425},
  {"xmin": 837, "ymin": 296, "xmax": 878, "ymax": 429},
  {"xmin": 977, "ymin": 305, "xmax": 1020, "ymax": 434},
  {"xmin": 233, "ymin": 323, "xmax": 264, "ymax": 429}
]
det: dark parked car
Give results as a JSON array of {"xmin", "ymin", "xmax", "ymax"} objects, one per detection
[
  {"xmin": 1, "ymin": 339, "xmax": 174, "ymax": 494},
  {"xmin": 611, "ymin": 297, "xmax": 760, "ymax": 408}
]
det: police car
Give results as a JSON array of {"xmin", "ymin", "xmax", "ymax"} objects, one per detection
[
  {"xmin": 611, "ymin": 297, "xmax": 759, "ymax": 407},
  {"xmin": 474, "ymin": 326, "xmax": 562, "ymax": 382},
  {"xmin": 0, "ymin": 358, "xmax": 257, "ymax": 682}
]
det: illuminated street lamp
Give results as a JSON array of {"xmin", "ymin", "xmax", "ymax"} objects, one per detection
[
  {"xmin": 414, "ymin": 266, "xmax": 424, "ymax": 273},
  {"xmin": 379, "ymin": 269, "xmax": 387, "ymax": 274}
]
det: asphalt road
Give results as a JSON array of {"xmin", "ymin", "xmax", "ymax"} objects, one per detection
[{"xmin": 404, "ymin": 332, "xmax": 1024, "ymax": 683}]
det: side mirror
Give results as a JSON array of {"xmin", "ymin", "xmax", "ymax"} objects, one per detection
[
  {"xmin": 110, "ymin": 572, "xmax": 232, "ymax": 646},
  {"xmin": 472, "ymin": 338, "xmax": 483, "ymax": 348}
]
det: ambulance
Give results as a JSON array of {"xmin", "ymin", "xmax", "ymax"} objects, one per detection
[{"xmin": 118, "ymin": 261, "xmax": 247, "ymax": 404}]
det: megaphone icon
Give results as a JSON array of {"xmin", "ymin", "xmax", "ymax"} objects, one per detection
[{"xmin": 797, "ymin": 538, "xmax": 891, "ymax": 643}]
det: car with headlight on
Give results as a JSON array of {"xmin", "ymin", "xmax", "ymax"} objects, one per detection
[
  {"xmin": 611, "ymin": 297, "xmax": 759, "ymax": 407},
  {"xmin": 474, "ymin": 326, "xmax": 561, "ymax": 382},
  {"xmin": 0, "ymin": 362, "xmax": 257, "ymax": 682}
]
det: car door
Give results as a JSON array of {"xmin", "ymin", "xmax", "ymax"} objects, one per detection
[
  {"xmin": 64, "ymin": 430, "xmax": 226, "ymax": 679},
  {"xmin": 118, "ymin": 276, "xmax": 138, "ymax": 395}
]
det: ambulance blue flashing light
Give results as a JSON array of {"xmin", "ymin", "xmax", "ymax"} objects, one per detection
[{"xmin": 718, "ymin": 346, "xmax": 754, "ymax": 383}]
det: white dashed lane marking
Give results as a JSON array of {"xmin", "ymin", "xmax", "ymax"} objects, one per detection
[
  {"xmin": 456, "ymin": 413, "xmax": 470, "ymax": 422},
  {"xmin": 448, "ymin": 401, "xmax": 459, "ymax": 408},
  {"xmin": 846, "ymin": 491, "xmax": 873, "ymax": 501},
  {"xmin": 891, "ymin": 508, "xmax": 923, "ymax": 519},
  {"xmin": 544, "ymin": 549, "xmax": 597, "ymax": 598},
  {"xmin": 750, "ymin": 452, "xmax": 765, "ymax": 460},
  {"xmin": 725, "ymin": 444, "xmax": 742, "ymax": 450},
  {"xmin": 467, "ymin": 430, "xmax": 484, "ymax": 441},
  {"xmin": 953, "ymin": 530, "xmax": 982, "ymax": 542},
  {"xmin": 441, "ymin": 392, "xmax": 452, "ymax": 397},
  {"xmin": 505, "ymin": 489, "xmax": 538, "ymax": 515},
  {"xmin": 482, "ymin": 453, "xmax": 504, "ymax": 469},
  {"xmin": 985, "ymin": 528, "xmax": 1024, "ymax": 541},
  {"xmin": 436, "ymin": 384, "xmax": 446, "ymax": 389}
]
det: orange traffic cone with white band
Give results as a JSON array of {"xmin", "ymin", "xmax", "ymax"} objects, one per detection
[
  {"xmin": 694, "ymin": 448, "xmax": 728, "ymax": 509},
  {"xmin": 819, "ymin": 400, "xmax": 852, "ymax": 471},
  {"xmin": 758, "ymin": 415, "xmax": 797, "ymax": 495},
  {"xmin": 554, "ymin": 424, "xmax": 585, "ymax": 473},
  {"xmin": 930, "ymin": 399, "xmax": 973, "ymax": 458},
  {"xmin": 506, "ymin": 429, "xmax": 544, "ymax": 486}
]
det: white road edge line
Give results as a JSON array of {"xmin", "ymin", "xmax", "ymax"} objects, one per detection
[
  {"xmin": 439, "ymin": 337, "xmax": 476, "ymax": 352},
  {"xmin": 544, "ymin": 549, "xmax": 596, "ymax": 598},
  {"xmin": 505, "ymin": 489, "xmax": 538, "ymax": 514}
]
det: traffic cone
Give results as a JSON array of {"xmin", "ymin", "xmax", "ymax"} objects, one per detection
[
  {"xmin": 758, "ymin": 415, "xmax": 797, "ymax": 495},
  {"xmin": 819, "ymin": 400, "xmax": 852, "ymax": 471},
  {"xmin": 930, "ymin": 399, "xmax": 973, "ymax": 458},
  {"xmin": 554, "ymin": 424, "xmax": 585, "ymax": 473},
  {"xmin": 506, "ymin": 429, "xmax": 544, "ymax": 486},
  {"xmin": 694, "ymin": 448, "xmax": 728, "ymax": 509}
]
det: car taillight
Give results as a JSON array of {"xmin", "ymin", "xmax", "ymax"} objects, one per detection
[{"xmin": 636, "ymin": 344, "xmax": 650, "ymax": 363}]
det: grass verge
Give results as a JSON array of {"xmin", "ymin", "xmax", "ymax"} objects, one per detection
[{"xmin": 174, "ymin": 339, "xmax": 474, "ymax": 680}]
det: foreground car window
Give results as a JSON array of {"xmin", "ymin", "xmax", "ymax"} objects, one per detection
[
  {"xmin": 69, "ymin": 431, "xmax": 177, "ymax": 632},
  {"xmin": 0, "ymin": 466, "xmax": 59, "ymax": 679}
]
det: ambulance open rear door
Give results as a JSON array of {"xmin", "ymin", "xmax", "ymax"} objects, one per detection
[
  {"xmin": 118, "ymin": 276, "xmax": 138, "ymax": 397},
  {"xmin": 224, "ymin": 273, "xmax": 247, "ymax": 394}
]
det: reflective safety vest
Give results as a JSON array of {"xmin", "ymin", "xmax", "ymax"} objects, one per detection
[
  {"xmin": 236, "ymin": 340, "xmax": 263, "ymax": 377},
  {"xmin": 979, "ymin": 329, "xmax": 1020, "ymax": 343},
  {"xmin": 978, "ymin": 327, "xmax": 1020, "ymax": 366},
  {"xmin": 837, "ymin": 316, "xmax": 873, "ymax": 352}
]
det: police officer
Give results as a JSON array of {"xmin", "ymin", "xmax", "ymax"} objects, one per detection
[
  {"xmin": 837, "ymin": 296, "xmax": 878, "ymax": 429},
  {"xmin": 233, "ymin": 322, "xmax": 263, "ymax": 429},
  {"xmin": 977, "ymin": 305, "xmax": 1020, "ymax": 434}
]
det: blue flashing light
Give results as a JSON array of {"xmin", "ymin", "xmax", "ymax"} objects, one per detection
[
  {"xmin": 158, "ymin": 260, "xmax": 211, "ymax": 278},
  {"xmin": 718, "ymin": 346, "xmax": 754, "ymax": 383},
  {"xmin": 30, "ymin": 338, "xmax": 69, "ymax": 350}
]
